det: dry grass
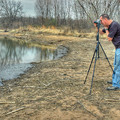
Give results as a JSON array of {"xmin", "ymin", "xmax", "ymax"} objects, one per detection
[{"xmin": 9, "ymin": 25, "xmax": 107, "ymax": 39}]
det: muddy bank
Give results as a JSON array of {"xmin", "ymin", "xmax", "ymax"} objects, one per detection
[{"xmin": 0, "ymin": 33, "xmax": 120, "ymax": 120}]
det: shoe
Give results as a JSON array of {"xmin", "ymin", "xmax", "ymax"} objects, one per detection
[
  {"xmin": 107, "ymin": 81, "xmax": 112, "ymax": 84},
  {"xmin": 106, "ymin": 86, "xmax": 120, "ymax": 91}
]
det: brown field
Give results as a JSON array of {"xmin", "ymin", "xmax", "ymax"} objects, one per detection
[{"xmin": 0, "ymin": 27, "xmax": 119, "ymax": 120}]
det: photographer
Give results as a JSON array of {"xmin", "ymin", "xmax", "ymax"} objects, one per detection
[{"xmin": 94, "ymin": 14, "xmax": 120, "ymax": 90}]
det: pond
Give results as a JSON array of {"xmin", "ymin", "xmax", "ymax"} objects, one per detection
[{"xmin": 0, "ymin": 38, "xmax": 68, "ymax": 86}]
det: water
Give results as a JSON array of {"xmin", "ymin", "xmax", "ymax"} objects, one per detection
[{"xmin": 0, "ymin": 38, "xmax": 68, "ymax": 85}]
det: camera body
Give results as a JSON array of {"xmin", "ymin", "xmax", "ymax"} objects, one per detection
[
  {"xmin": 94, "ymin": 19, "xmax": 101, "ymax": 28},
  {"xmin": 94, "ymin": 19, "xmax": 101, "ymax": 24}
]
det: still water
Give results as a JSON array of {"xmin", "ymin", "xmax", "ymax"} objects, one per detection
[{"xmin": 0, "ymin": 38, "xmax": 68, "ymax": 85}]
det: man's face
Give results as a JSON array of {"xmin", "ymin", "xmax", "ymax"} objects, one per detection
[{"xmin": 100, "ymin": 16, "xmax": 107, "ymax": 26}]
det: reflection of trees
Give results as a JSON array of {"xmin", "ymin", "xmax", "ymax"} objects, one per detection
[
  {"xmin": 34, "ymin": 46, "xmax": 63, "ymax": 61},
  {"xmin": 0, "ymin": 38, "xmax": 27, "ymax": 66},
  {"xmin": 34, "ymin": 46, "xmax": 67, "ymax": 61},
  {"xmin": 0, "ymin": 38, "xmax": 67, "ymax": 68},
  {"xmin": 34, "ymin": 47, "xmax": 55, "ymax": 61}
]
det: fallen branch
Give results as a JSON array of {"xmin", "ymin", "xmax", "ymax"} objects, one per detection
[
  {"xmin": 22, "ymin": 86, "xmax": 54, "ymax": 90},
  {"xmin": 23, "ymin": 86, "xmax": 43, "ymax": 89},
  {"xmin": 103, "ymin": 98, "xmax": 120, "ymax": 102},
  {"xmin": 0, "ymin": 101, "xmax": 15, "ymax": 104},
  {"xmin": 5, "ymin": 107, "xmax": 26, "ymax": 116},
  {"xmin": 22, "ymin": 80, "xmax": 68, "ymax": 89},
  {"xmin": 43, "ymin": 81, "xmax": 57, "ymax": 87}
]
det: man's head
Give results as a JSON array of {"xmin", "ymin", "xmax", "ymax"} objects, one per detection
[{"xmin": 100, "ymin": 14, "xmax": 111, "ymax": 27}]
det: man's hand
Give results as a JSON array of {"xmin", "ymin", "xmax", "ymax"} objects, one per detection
[
  {"xmin": 104, "ymin": 27, "xmax": 108, "ymax": 30},
  {"xmin": 104, "ymin": 27, "xmax": 113, "ymax": 41}
]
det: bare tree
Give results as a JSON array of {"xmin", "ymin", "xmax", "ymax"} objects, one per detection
[
  {"xmin": 34, "ymin": 0, "xmax": 120, "ymax": 30},
  {"xmin": 76, "ymin": 0, "xmax": 120, "ymax": 23},
  {"xmin": 0, "ymin": 0, "xmax": 23, "ymax": 30}
]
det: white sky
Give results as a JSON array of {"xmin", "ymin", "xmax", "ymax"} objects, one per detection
[{"xmin": 14, "ymin": 0, "xmax": 36, "ymax": 17}]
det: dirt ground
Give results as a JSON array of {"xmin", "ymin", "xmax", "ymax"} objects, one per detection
[{"xmin": 0, "ymin": 33, "xmax": 120, "ymax": 120}]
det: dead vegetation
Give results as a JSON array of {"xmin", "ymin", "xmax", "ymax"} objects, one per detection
[
  {"xmin": 6, "ymin": 25, "xmax": 107, "ymax": 39},
  {"xmin": 0, "ymin": 28, "xmax": 119, "ymax": 120}
]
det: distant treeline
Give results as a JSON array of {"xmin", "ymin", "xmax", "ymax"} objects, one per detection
[{"xmin": 0, "ymin": 0, "xmax": 120, "ymax": 31}]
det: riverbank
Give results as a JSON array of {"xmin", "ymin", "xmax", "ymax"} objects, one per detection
[{"xmin": 0, "ymin": 30, "xmax": 120, "ymax": 120}]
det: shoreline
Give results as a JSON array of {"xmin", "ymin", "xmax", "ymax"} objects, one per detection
[
  {"xmin": 0, "ymin": 32, "xmax": 119, "ymax": 120},
  {"xmin": 0, "ymin": 36, "xmax": 69, "ymax": 87}
]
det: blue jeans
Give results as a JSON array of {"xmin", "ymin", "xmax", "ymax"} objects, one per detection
[{"xmin": 112, "ymin": 48, "xmax": 120, "ymax": 87}]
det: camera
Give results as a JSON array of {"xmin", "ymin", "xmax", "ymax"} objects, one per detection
[
  {"xmin": 94, "ymin": 19, "xmax": 101, "ymax": 28},
  {"xmin": 94, "ymin": 19, "xmax": 101, "ymax": 25}
]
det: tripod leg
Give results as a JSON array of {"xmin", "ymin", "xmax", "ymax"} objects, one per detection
[
  {"xmin": 89, "ymin": 51, "xmax": 98, "ymax": 95},
  {"xmin": 98, "ymin": 43, "xmax": 100, "ymax": 58},
  {"xmin": 84, "ymin": 49, "xmax": 96, "ymax": 84},
  {"xmin": 84, "ymin": 42, "xmax": 99, "ymax": 84},
  {"xmin": 99, "ymin": 43, "xmax": 113, "ymax": 72}
]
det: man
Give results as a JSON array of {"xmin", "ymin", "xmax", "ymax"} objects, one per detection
[{"xmin": 95, "ymin": 14, "xmax": 120, "ymax": 90}]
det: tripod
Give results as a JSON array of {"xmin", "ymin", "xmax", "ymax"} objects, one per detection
[{"xmin": 84, "ymin": 22, "xmax": 113, "ymax": 95}]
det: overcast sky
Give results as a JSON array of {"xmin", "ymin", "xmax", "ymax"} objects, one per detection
[{"xmin": 14, "ymin": 0, "xmax": 36, "ymax": 17}]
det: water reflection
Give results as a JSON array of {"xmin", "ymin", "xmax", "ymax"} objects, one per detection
[
  {"xmin": 0, "ymin": 38, "xmax": 67, "ymax": 66},
  {"xmin": 0, "ymin": 38, "xmax": 67, "ymax": 84}
]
